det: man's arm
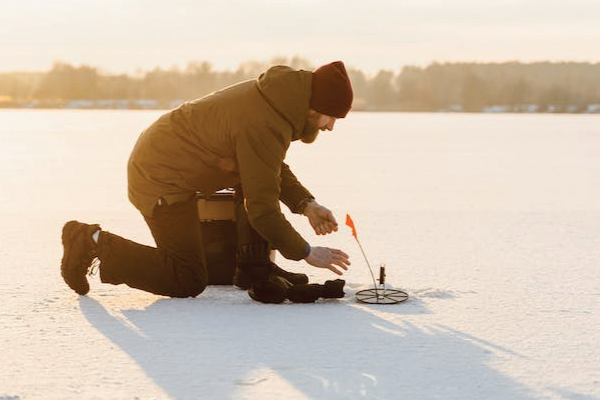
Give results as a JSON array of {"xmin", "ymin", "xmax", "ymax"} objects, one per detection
[
  {"xmin": 278, "ymin": 163, "xmax": 350, "ymax": 272},
  {"xmin": 301, "ymin": 199, "xmax": 339, "ymax": 235},
  {"xmin": 279, "ymin": 162, "xmax": 314, "ymax": 213},
  {"xmin": 235, "ymin": 128, "xmax": 310, "ymax": 261},
  {"xmin": 279, "ymin": 163, "xmax": 338, "ymax": 235}
]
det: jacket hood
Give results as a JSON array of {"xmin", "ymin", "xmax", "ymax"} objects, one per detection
[{"xmin": 256, "ymin": 66, "xmax": 312, "ymax": 140}]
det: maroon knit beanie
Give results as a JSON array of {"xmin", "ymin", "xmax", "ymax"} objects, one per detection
[{"xmin": 310, "ymin": 61, "xmax": 353, "ymax": 118}]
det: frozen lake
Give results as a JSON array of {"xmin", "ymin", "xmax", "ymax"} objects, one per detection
[{"xmin": 0, "ymin": 109, "xmax": 599, "ymax": 399}]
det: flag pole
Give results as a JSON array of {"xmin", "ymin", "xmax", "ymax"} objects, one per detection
[
  {"xmin": 353, "ymin": 236, "xmax": 379, "ymax": 291},
  {"xmin": 346, "ymin": 214, "xmax": 378, "ymax": 290}
]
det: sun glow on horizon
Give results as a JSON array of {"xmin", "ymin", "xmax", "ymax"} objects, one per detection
[{"xmin": 0, "ymin": 0, "xmax": 599, "ymax": 74}]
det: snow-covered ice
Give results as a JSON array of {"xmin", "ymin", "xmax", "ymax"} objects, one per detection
[{"xmin": 1, "ymin": 110, "xmax": 599, "ymax": 399}]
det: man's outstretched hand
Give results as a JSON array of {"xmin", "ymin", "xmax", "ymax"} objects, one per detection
[
  {"xmin": 303, "ymin": 200, "xmax": 338, "ymax": 235},
  {"xmin": 304, "ymin": 246, "xmax": 350, "ymax": 275}
]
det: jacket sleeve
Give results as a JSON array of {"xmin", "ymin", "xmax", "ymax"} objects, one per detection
[
  {"xmin": 279, "ymin": 162, "xmax": 314, "ymax": 214},
  {"xmin": 235, "ymin": 127, "xmax": 309, "ymax": 260}
]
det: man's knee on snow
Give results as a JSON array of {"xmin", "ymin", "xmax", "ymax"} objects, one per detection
[{"xmin": 172, "ymin": 275, "xmax": 208, "ymax": 298}]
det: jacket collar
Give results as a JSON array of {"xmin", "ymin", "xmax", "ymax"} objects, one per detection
[{"xmin": 256, "ymin": 66, "xmax": 312, "ymax": 141}]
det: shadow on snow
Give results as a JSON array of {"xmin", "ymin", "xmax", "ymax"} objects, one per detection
[{"xmin": 79, "ymin": 291, "xmax": 534, "ymax": 400}]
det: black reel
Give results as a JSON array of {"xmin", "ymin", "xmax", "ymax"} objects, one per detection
[
  {"xmin": 355, "ymin": 288, "xmax": 409, "ymax": 304},
  {"xmin": 355, "ymin": 265, "xmax": 409, "ymax": 305}
]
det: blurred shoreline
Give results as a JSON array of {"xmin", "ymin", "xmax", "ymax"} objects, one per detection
[{"xmin": 2, "ymin": 59, "xmax": 600, "ymax": 114}]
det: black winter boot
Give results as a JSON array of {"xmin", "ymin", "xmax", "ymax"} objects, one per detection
[
  {"xmin": 270, "ymin": 262, "xmax": 309, "ymax": 286},
  {"xmin": 234, "ymin": 261, "xmax": 309, "ymax": 290},
  {"xmin": 287, "ymin": 279, "xmax": 346, "ymax": 303},
  {"xmin": 248, "ymin": 279, "xmax": 346, "ymax": 304},
  {"xmin": 233, "ymin": 259, "xmax": 271, "ymax": 289},
  {"xmin": 248, "ymin": 275, "xmax": 294, "ymax": 304},
  {"xmin": 60, "ymin": 220, "xmax": 101, "ymax": 295}
]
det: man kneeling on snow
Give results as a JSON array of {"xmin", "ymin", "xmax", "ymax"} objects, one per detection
[{"xmin": 60, "ymin": 61, "xmax": 353, "ymax": 303}]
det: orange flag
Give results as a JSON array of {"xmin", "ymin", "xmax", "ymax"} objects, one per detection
[{"xmin": 345, "ymin": 213, "xmax": 357, "ymax": 238}]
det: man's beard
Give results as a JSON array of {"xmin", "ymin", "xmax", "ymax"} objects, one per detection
[
  {"xmin": 300, "ymin": 115, "xmax": 321, "ymax": 144},
  {"xmin": 301, "ymin": 126, "xmax": 319, "ymax": 143}
]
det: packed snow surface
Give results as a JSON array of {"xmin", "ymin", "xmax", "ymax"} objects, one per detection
[{"xmin": 1, "ymin": 110, "xmax": 599, "ymax": 400}]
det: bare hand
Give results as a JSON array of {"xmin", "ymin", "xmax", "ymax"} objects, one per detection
[
  {"xmin": 304, "ymin": 246, "xmax": 351, "ymax": 275},
  {"xmin": 303, "ymin": 200, "xmax": 338, "ymax": 235}
]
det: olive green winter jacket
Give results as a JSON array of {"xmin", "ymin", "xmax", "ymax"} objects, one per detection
[{"xmin": 127, "ymin": 66, "xmax": 314, "ymax": 260}]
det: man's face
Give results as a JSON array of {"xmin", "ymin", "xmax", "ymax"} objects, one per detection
[{"xmin": 301, "ymin": 110, "xmax": 337, "ymax": 144}]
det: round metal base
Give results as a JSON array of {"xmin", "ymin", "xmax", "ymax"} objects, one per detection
[{"xmin": 355, "ymin": 288, "xmax": 409, "ymax": 304}]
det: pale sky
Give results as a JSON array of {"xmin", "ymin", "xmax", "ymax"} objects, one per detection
[{"xmin": 1, "ymin": 0, "xmax": 599, "ymax": 74}]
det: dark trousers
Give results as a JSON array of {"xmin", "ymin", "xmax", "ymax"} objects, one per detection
[{"xmin": 97, "ymin": 187, "xmax": 270, "ymax": 298}]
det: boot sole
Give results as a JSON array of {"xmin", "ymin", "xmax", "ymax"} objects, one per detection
[{"xmin": 60, "ymin": 221, "xmax": 90, "ymax": 295}]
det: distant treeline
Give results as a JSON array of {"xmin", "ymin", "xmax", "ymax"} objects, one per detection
[{"xmin": 1, "ymin": 57, "xmax": 600, "ymax": 113}]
